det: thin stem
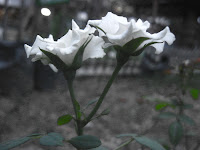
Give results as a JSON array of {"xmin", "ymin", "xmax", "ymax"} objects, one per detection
[
  {"xmin": 114, "ymin": 138, "xmax": 134, "ymax": 150},
  {"xmin": 68, "ymin": 80, "xmax": 78, "ymax": 119},
  {"xmin": 84, "ymin": 62, "xmax": 125, "ymax": 126},
  {"xmin": 67, "ymin": 80, "xmax": 83, "ymax": 136}
]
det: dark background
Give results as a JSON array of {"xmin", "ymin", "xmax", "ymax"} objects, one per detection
[{"xmin": 0, "ymin": 0, "xmax": 200, "ymax": 150}]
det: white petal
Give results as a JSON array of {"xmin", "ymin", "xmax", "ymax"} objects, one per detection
[
  {"xmin": 59, "ymin": 30, "xmax": 73, "ymax": 45},
  {"xmin": 49, "ymin": 64, "xmax": 58, "ymax": 72},
  {"xmin": 151, "ymin": 42, "xmax": 165, "ymax": 54},
  {"xmin": 47, "ymin": 34, "xmax": 54, "ymax": 41},
  {"xmin": 83, "ymin": 36, "xmax": 105, "ymax": 61},
  {"xmin": 24, "ymin": 44, "xmax": 32, "ymax": 58},
  {"xmin": 46, "ymin": 45, "xmax": 54, "ymax": 51},
  {"xmin": 106, "ymin": 12, "xmax": 128, "ymax": 24},
  {"xmin": 106, "ymin": 23, "xmax": 133, "ymax": 46},
  {"xmin": 72, "ymin": 19, "xmax": 79, "ymax": 30},
  {"xmin": 88, "ymin": 20, "xmax": 101, "ymax": 26},
  {"xmin": 145, "ymin": 27, "xmax": 175, "ymax": 44}
]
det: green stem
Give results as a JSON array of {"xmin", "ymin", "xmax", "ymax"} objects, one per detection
[
  {"xmin": 84, "ymin": 62, "xmax": 125, "ymax": 125},
  {"xmin": 67, "ymin": 80, "xmax": 83, "ymax": 136}
]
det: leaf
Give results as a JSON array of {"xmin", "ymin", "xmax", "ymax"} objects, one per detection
[
  {"xmin": 116, "ymin": 133, "xmax": 137, "ymax": 138},
  {"xmin": 28, "ymin": 133, "xmax": 42, "ymax": 137},
  {"xmin": 182, "ymin": 103, "xmax": 193, "ymax": 109},
  {"xmin": 68, "ymin": 135, "xmax": 101, "ymax": 149},
  {"xmin": 132, "ymin": 41, "xmax": 163, "ymax": 56},
  {"xmin": 57, "ymin": 114, "xmax": 73, "ymax": 126},
  {"xmin": 84, "ymin": 98, "xmax": 98, "ymax": 110},
  {"xmin": 155, "ymin": 102, "xmax": 169, "ymax": 111},
  {"xmin": 39, "ymin": 132, "xmax": 64, "ymax": 146},
  {"xmin": 113, "ymin": 45, "xmax": 123, "ymax": 51},
  {"xmin": 89, "ymin": 146, "xmax": 109, "ymax": 150},
  {"xmin": 0, "ymin": 137, "xmax": 31, "ymax": 150},
  {"xmin": 157, "ymin": 112, "xmax": 176, "ymax": 119},
  {"xmin": 100, "ymin": 108, "xmax": 110, "ymax": 116},
  {"xmin": 190, "ymin": 88, "xmax": 199, "ymax": 100},
  {"xmin": 117, "ymin": 134, "xmax": 166, "ymax": 150},
  {"xmin": 163, "ymin": 145, "xmax": 170, "ymax": 150},
  {"xmin": 40, "ymin": 49, "xmax": 68, "ymax": 71},
  {"xmin": 71, "ymin": 37, "xmax": 92, "ymax": 69},
  {"xmin": 169, "ymin": 122, "xmax": 183, "ymax": 145},
  {"xmin": 178, "ymin": 114, "xmax": 195, "ymax": 126},
  {"xmin": 28, "ymin": 133, "xmax": 43, "ymax": 139},
  {"xmin": 134, "ymin": 136, "xmax": 166, "ymax": 150},
  {"xmin": 156, "ymin": 139, "xmax": 170, "ymax": 150},
  {"xmin": 123, "ymin": 37, "xmax": 149, "ymax": 54}
]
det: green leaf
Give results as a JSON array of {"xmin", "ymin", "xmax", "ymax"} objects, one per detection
[
  {"xmin": 40, "ymin": 49, "xmax": 68, "ymax": 71},
  {"xmin": 132, "ymin": 41, "xmax": 162, "ymax": 56},
  {"xmin": 182, "ymin": 103, "xmax": 193, "ymax": 109},
  {"xmin": 57, "ymin": 114, "xmax": 73, "ymax": 125},
  {"xmin": 28, "ymin": 133, "xmax": 42, "ymax": 137},
  {"xmin": 0, "ymin": 137, "xmax": 31, "ymax": 150},
  {"xmin": 131, "ymin": 48, "xmax": 145, "ymax": 56},
  {"xmin": 84, "ymin": 98, "xmax": 98, "ymax": 110},
  {"xmin": 178, "ymin": 114, "xmax": 195, "ymax": 126},
  {"xmin": 155, "ymin": 102, "xmax": 169, "ymax": 111},
  {"xmin": 134, "ymin": 136, "xmax": 166, "ymax": 150},
  {"xmin": 68, "ymin": 135, "xmax": 101, "ymax": 149},
  {"xmin": 71, "ymin": 37, "xmax": 92, "ymax": 69},
  {"xmin": 116, "ymin": 133, "xmax": 137, "ymax": 138},
  {"xmin": 123, "ymin": 37, "xmax": 149, "ymax": 54},
  {"xmin": 157, "ymin": 112, "xmax": 176, "ymax": 119},
  {"xmin": 100, "ymin": 108, "xmax": 110, "ymax": 116},
  {"xmin": 89, "ymin": 146, "xmax": 109, "ymax": 150},
  {"xmin": 28, "ymin": 133, "xmax": 43, "ymax": 139},
  {"xmin": 39, "ymin": 132, "xmax": 64, "ymax": 146},
  {"xmin": 169, "ymin": 122, "xmax": 183, "ymax": 145},
  {"xmin": 117, "ymin": 134, "xmax": 165, "ymax": 150},
  {"xmin": 163, "ymin": 145, "xmax": 170, "ymax": 150},
  {"xmin": 113, "ymin": 45, "xmax": 123, "ymax": 51},
  {"xmin": 190, "ymin": 88, "xmax": 199, "ymax": 100},
  {"xmin": 156, "ymin": 139, "xmax": 170, "ymax": 150}
]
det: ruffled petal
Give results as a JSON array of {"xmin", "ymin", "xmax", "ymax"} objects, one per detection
[
  {"xmin": 24, "ymin": 44, "xmax": 32, "ymax": 58},
  {"xmin": 107, "ymin": 23, "xmax": 133, "ymax": 46},
  {"xmin": 72, "ymin": 19, "xmax": 79, "ymax": 30},
  {"xmin": 83, "ymin": 36, "xmax": 105, "ymax": 60}
]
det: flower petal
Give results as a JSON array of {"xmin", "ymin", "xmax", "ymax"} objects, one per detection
[
  {"xmin": 83, "ymin": 36, "xmax": 105, "ymax": 60},
  {"xmin": 24, "ymin": 44, "xmax": 32, "ymax": 58},
  {"xmin": 49, "ymin": 64, "xmax": 58, "ymax": 72}
]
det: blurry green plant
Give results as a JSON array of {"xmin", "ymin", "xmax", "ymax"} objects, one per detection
[{"xmin": 145, "ymin": 58, "xmax": 200, "ymax": 150}]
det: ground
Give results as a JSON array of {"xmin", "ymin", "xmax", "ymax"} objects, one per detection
[{"xmin": 0, "ymin": 61, "xmax": 200, "ymax": 150}]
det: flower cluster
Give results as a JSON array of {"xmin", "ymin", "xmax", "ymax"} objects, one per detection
[{"xmin": 24, "ymin": 12, "xmax": 175, "ymax": 72}]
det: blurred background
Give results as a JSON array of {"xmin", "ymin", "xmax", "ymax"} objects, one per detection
[{"xmin": 0, "ymin": 0, "xmax": 200, "ymax": 150}]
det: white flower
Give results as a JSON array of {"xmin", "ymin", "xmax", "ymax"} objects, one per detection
[
  {"xmin": 24, "ymin": 20, "xmax": 105, "ymax": 72},
  {"xmin": 88, "ymin": 12, "xmax": 175, "ymax": 54}
]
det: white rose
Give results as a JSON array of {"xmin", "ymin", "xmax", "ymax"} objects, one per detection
[
  {"xmin": 24, "ymin": 20, "xmax": 105, "ymax": 72},
  {"xmin": 88, "ymin": 12, "xmax": 175, "ymax": 54}
]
